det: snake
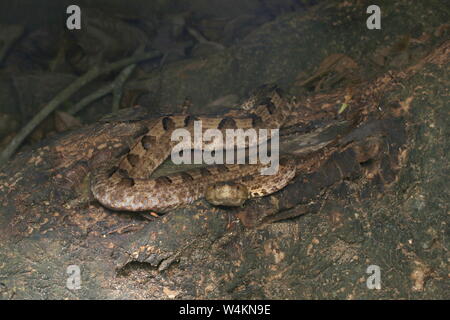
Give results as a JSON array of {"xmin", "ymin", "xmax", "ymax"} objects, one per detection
[{"xmin": 90, "ymin": 86, "xmax": 297, "ymax": 212}]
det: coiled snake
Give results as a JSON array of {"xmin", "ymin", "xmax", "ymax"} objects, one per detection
[{"xmin": 91, "ymin": 86, "xmax": 297, "ymax": 212}]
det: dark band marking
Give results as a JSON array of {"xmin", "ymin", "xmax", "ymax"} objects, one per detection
[
  {"xmin": 132, "ymin": 126, "xmax": 150, "ymax": 139},
  {"xmin": 117, "ymin": 168, "xmax": 129, "ymax": 177},
  {"xmin": 179, "ymin": 172, "xmax": 194, "ymax": 182},
  {"xmin": 241, "ymin": 175, "xmax": 254, "ymax": 182},
  {"xmin": 184, "ymin": 115, "xmax": 199, "ymax": 127},
  {"xmin": 274, "ymin": 87, "xmax": 284, "ymax": 97},
  {"xmin": 250, "ymin": 114, "xmax": 263, "ymax": 127},
  {"xmin": 217, "ymin": 165, "xmax": 230, "ymax": 173},
  {"xmin": 200, "ymin": 168, "xmax": 212, "ymax": 177},
  {"xmin": 264, "ymin": 99, "xmax": 276, "ymax": 115},
  {"xmin": 118, "ymin": 177, "xmax": 135, "ymax": 188},
  {"xmin": 106, "ymin": 166, "xmax": 118, "ymax": 178},
  {"xmin": 116, "ymin": 146, "xmax": 131, "ymax": 158},
  {"xmin": 155, "ymin": 176, "xmax": 172, "ymax": 184},
  {"xmin": 162, "ymin": 117, "xmax": 175, "ymax": 130},
  {"xmin": 127, "ymin": 153, "xmax": 140, "ymax": 166},
  {"xmin": 141, "ymin": 135, "xmax": 156, "ymax": 150},
  {"xmin": 218, "ymin": 117, "xmax": 237, "ymax": 129}
]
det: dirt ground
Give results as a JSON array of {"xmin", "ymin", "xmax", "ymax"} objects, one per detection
[{"xmin": 0, "ymin": 0, "xmax": 448, "ymax": 299}]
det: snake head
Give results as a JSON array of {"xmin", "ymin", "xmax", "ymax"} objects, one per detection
[{"xmin": 205, "ymin": 182, "xmax": 249, "ymax": 207}]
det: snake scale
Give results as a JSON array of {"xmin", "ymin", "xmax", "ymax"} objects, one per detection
[{"xmin": 91, "ymin": 86, "xmax": 297, "ymax": 212}]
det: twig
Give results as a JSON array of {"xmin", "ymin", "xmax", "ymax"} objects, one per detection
[
  {"xmin": 111, "ymin": 64, "xmax": 137, "ymax": 113},
  {"xmin": 67, "ymin": 82, "xmax": 114, "ymax": 115},
  {"xmin": 69, "ymin": 47, "xmax": 145, "ymax": 115},
  {"xmin": 0, "ymin": 24, "xmax": 24, "ymax": 65},
  {"xmin": 67, "ymin": 63, "xmax": 137, "ymax": 116},
  {"xmin": 0, "ymin": 50, "xmax": 162, "ymax": 167},
  {"xmin": 187, "ymin": 27, "xmax": 225, "ymax": 50},
  {"xmin": 111, "ymin": 46, "xmax": 145, "ymax": 113}
]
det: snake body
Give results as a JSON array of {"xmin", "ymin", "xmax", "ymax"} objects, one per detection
[{"xmin": 91, "ymin": 87, "xmax": 297, "ymax": 212}]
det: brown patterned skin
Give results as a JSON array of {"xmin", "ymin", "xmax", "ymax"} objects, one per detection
[{"xmin": 91, "ymin": 86, "xmax": 297, "ymax": 212}]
